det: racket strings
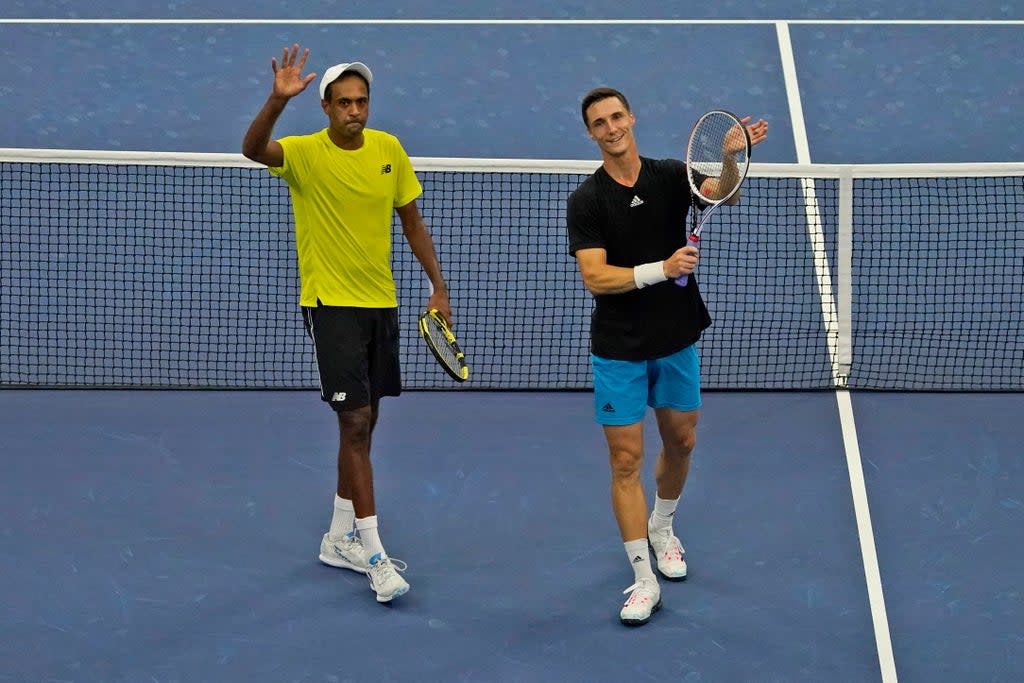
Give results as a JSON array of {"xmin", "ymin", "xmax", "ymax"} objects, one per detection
[
  {"xmin": 688, "ymin": 113, "xmax": 750, "ymax": 204},
  {"xmin": 424, "ymin": 317, "xmax": 463, "ymax": 369}
]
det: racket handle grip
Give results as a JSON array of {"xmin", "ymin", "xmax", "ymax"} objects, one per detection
[{"xmin": 673, "ymin": 234, "xmax": 700, "ymax": 287}]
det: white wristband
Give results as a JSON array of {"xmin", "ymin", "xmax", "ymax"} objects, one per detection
[{"xmin": 633, "ymin": 261, "xmax": 667, "ymax": 289}]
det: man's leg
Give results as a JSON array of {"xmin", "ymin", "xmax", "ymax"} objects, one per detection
[
  {"xmin": 338, "ymin": 402, "xmax": 409, "ymax": 602},
  {"xmin": 592, "ymin": 354, "xmax": 662, "ymax": 624},
  {"xmin": 309, "ymin": 305, "xmax": 373, "ymax": 575},
  {"xmin": 338, "ymin": 404, "xmax": 376, "ymax": 519},
  {"xmin": 648, "ymin": 407, "xmax": 697, "ymax": 581},
  {"xmin": 605, "ymin": 422, "xmax": 648, "ymax": 543},
  {"xmin": 605, "ymin": 421, "xmax": 662, "ymax": 625},
  {"xmin": 319, "ymin": 404, "xmax": 378, "ymax": 574},
  {"xmin": 652, "ymin": 407, "xmax": 697, "ymax": 503}
]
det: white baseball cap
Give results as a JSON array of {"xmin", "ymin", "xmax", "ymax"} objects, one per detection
[{"xmin": 319, "ymin": 62, "xmax": 373, "ymax": 99}]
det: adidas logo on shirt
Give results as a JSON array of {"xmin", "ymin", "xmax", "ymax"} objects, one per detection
[{"xmin": 629, "ymin": 195, "xmax": 644, "ymax": 207}]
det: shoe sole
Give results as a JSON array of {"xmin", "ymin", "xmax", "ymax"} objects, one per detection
[
  {"xmin": 620, "ymin": 596, "xmax": 663, "ymax": 626},
  {"xmin": 657, "ymin": 567, "xmax": 687, "ymax": 582},
  {"xmin": 319, "ymin": 553, "xmax": 369, "ymax": 574}
]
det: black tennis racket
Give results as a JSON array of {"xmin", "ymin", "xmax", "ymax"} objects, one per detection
[
  {"xmin": 418, "ymin": 309, "xmax": 469, "ymax": 382},
  {"xmin": 675, "ymin": 109, "xmax": 752, "ymax": 287}
]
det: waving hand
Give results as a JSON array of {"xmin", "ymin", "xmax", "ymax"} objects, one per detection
[{"xmin": 272, "ymin": 44, "xmax": 317, "ymax": 99}]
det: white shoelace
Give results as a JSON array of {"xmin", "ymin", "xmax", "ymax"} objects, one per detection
[
  {"xmin": 652, "ymin": 527, "xmax": 685, "ymax": 559},
  {"xmin": 622, "ymin": 579, "xmax": 658, "ymax": 603},
  {"xmin": 370, "ymin": 556, "xmax": 408, "ymax": 579},
  {"xmin": 338, "ymin": 535, "xmax": 363, "ymax": 550},
  {"xmin": 663, "ymin": 536, "xmax": 684, "ymax": 561}
]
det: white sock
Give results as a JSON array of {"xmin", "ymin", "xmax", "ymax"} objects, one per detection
[
  {"xmin": 651, "ymin": 495, "xmax": 679, "ymax": 531},
  {"xmin": 355, "ymin": 515, "xmax": 385, "ymax": 560},
  {"xmin": 624, "ymin": 538, "xmax": 656, "ymax": 582},
  {"xmin": 328, "ymin": 495, "xmax": 355, "ymax": 540}
]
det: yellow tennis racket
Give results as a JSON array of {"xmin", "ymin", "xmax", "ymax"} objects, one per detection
[{"xmin": 418, "ymin": 309, "xmax": 469, "ymax": 382}]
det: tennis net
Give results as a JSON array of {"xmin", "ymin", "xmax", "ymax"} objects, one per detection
[{"xmin": 2, "ymin": 149, "xmax": 1021, "ymax": 391}]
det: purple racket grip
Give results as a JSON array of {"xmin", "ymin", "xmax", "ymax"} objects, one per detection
[{"xmin": 673, "ymin": 234, "xmax": 701, "ymax": 287}]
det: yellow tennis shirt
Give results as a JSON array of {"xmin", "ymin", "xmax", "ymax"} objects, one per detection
[{"xmin": 269, "ymin": 128, "xmax": 423, "ymax": 308}]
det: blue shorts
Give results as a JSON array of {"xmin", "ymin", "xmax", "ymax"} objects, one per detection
[{"xmin": 591, "ymin": 344, "xmax": 702, "ymax": 426}]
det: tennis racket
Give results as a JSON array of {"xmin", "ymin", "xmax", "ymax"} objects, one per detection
[
  {"xmin": 675, "ymin": 110, "xmax": 752, "ymax": 287},
  {"xmin": 418, "ymin": 309, "xmax": 469, "ymax": 382}
]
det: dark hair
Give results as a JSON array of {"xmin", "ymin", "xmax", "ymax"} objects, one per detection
[
  {"xmin": 581, "ymin": 87, "xmax": 630, "ymax": 127},
  {"xmin": 323, "ymin": 71, "xmax": 371, "ymax": 102}
]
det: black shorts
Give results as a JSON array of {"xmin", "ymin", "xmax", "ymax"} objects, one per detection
[{"xmin": 302, "ymin": 304, "xmax": 402, "ymax": 411}]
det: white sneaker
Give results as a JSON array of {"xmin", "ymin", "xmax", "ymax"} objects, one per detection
[
  {"xmin": 648, "ymin": 517, "xmax": 687, "ymax": 581},
  {"xmin": 367, "ymin": 552, "xmax": 409, "ymax": 603},
  {"xmin": 619, "ymin": 577, "xmax": 662, "ymax": 625},
  {"xmin": 319, "ymin": 532, "xmax": 369, "ymax": 574}
]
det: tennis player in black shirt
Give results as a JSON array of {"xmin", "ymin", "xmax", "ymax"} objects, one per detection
[{"xmin": 567, "ymin": 87, "xmax": 767, "ymax": 625}]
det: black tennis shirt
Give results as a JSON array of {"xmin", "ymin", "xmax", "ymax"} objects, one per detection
[{"xmin": 566, "ymin": 157, "xmax": 712, "ymax": 360}]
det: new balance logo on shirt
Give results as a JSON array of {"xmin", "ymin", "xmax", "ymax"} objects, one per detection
[
  {"xmin": 381, "ymin": 164, "xmax": 392, "ymax": 174},
  {"xmin": 629, "ymin": 195, "xmax": 644, "ymax": 207}
]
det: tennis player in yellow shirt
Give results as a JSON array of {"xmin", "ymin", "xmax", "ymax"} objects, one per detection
[{"xmin": 243, "ymin": 44, "xmax": 451, "ymax": 604}]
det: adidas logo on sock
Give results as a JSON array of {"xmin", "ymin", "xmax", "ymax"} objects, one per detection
[
  {"xmin": 601, "ymin": 402, "xmax": 616, "ymax": 413},
  {"xmin": 632, "ymin": 555, "xmax": 644, "ymax": 563},
  {"xmin": 629, "ymin": 195, "xmax": 644, "ymax": 207}
]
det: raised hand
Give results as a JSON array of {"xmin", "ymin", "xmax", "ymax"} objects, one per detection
[
  {"xmin": 271, "ymin": 44, "xmax": 316, "ymax": 99},
  {"xmin": 723, "ymin": 116, "xmax": 768, "ymax": 154},
  {"xmin": 744, "ymin": 116, "xmax": 769, "ymax": 149}
]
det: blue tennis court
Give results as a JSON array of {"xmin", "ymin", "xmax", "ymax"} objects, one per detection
[{"xmin": 1, "ymin": 4, "xmax": 1022, "ymax": 682}]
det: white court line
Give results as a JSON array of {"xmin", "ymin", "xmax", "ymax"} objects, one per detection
[
  {"xmin": 838, "ymin": 391, "xmax": 898, "ymax": 683},
  {"xmin": 776, "ymin": 23, "xmax": 811, "ymax": 163},
  {"xmin": 776, "ymin": 23, "xmax": 841, "ymax": 383},
  {"xmin": 776, "ymin": 20, "xmax": 898, "ymax": 683},
  {"xmin": 1, "ymin": 18, "xmax": 1022, "ymax": 25}
]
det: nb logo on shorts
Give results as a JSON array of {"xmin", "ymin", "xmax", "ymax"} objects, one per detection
[
  {"xmin": 601, "ymin": 402, "xmax": 616, "ymax": 413},
  {"xmin": 331, "ymin": 392, "xmax": 347, "ymax": 402},
  {"xmin": 380, "ymin": 164, "xmax": 392, "ymax": 174}
]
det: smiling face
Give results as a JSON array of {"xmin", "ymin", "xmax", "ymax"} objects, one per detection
[{"xmin": 584, "ymin": 94, "xmax": 637, "ymax": 160}]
